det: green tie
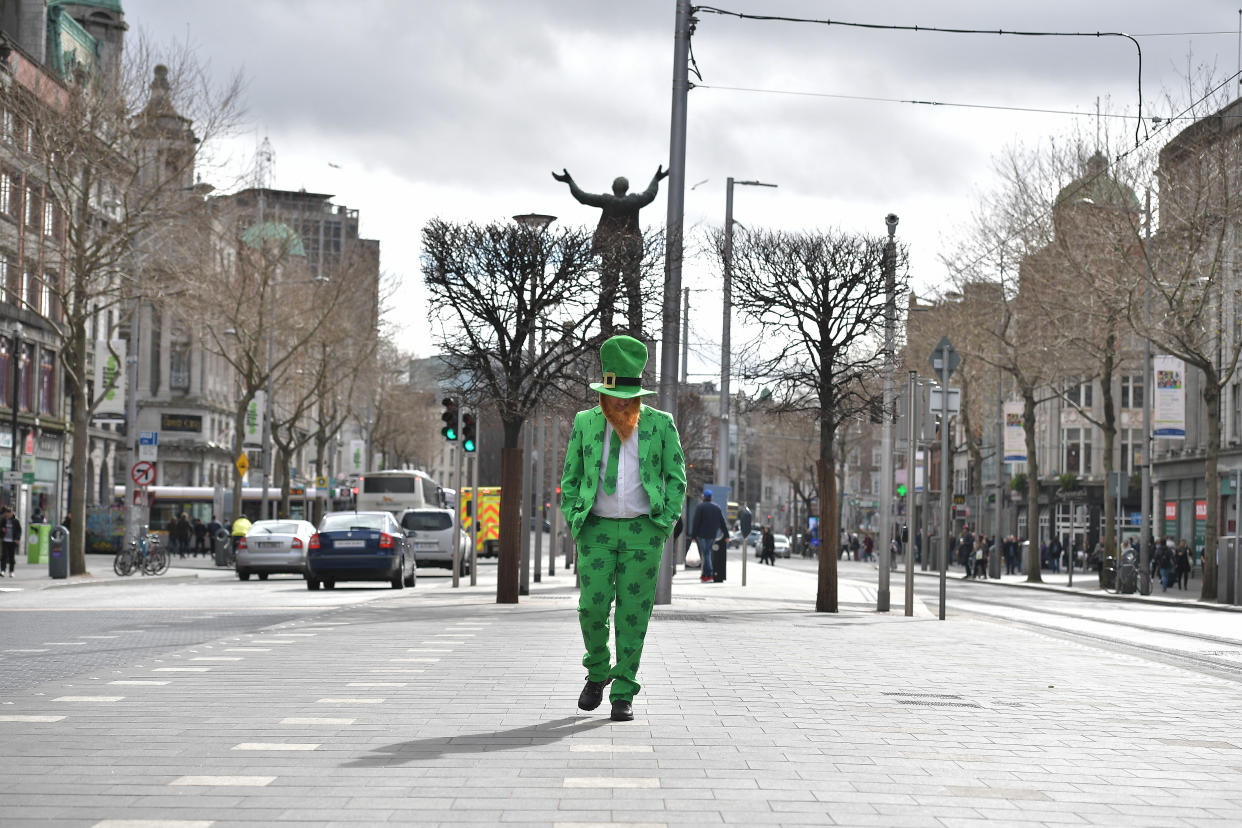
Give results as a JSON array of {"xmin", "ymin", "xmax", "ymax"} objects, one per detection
[{"xmin": 603, "ymin": 429, "xmax": 622, "ymax": 494}]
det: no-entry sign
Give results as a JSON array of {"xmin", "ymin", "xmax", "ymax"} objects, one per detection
[{"xmin": 131, "ymin": 461, "xmax": 156, "ymax": 487}]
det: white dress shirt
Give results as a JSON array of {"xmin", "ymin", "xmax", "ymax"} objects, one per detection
[{"xmin": 590, "ymin": 422, "xmax": 651, "ymax": 518}]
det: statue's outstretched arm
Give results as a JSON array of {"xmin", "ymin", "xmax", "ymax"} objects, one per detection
[
  {"xmin": 553, "ymin": 168, "xmax": 611, "ymax": 208},
  {"xmin": 635, "ymin": 164, "xmax": 670, "ymax": 207}
]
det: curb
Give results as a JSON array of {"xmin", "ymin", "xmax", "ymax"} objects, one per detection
[
  {"xmin": 911, "ymin": 569, "xmax": 1242, "ymax": 612},
  {"xmin": 32, "ymin": 573, "xmax": 207, "ymax": 590}
]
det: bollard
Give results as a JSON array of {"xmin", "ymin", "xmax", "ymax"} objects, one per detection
[{"xmin": 48, "ymin": 525, "xmax": 68, "ymax": 579}]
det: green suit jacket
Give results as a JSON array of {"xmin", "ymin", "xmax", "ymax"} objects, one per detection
[{"xmin": 560, "ymin": 404, "xmax": 687, "ymax": 541}]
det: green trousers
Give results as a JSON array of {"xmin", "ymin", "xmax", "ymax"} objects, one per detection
[{"xmin": 577, "ymin": 513, "xmax": 665, "ymax": 702}]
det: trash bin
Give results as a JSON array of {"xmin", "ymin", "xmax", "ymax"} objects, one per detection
[
  {"xmin": 48, "ymin": 525, "xmax": 68, "ymax": 579},
  {"xmin": 1117, "ymin": 550, "xmax": 1138, "ymax": 594},
  {"xmin": 711, "ymin": 535, "xmax": 727, "ymax": 582},
  {"xmin": 214, "ymin": 528, "xmax": 231, "ymax": 567},
  {"xmin": 26, "ymin": 523, "xmax": 50, "ymax": 564}
]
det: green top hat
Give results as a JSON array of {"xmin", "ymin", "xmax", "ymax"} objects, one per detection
[{"xmin": 590, "ymin": 335, "xmax": 656, "ymax": 399}]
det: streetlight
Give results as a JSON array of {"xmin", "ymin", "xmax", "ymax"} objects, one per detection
[
  {"xmin": 9, "ymin": 321, "xmax": 22, "ymax": 511},
  {"xmin": 720, "ymin": 178, "xmax": 776, "ymax": 572},
  {"xmin": 877, "ymin": 213, "xmax": 898, "ymax": 613}
]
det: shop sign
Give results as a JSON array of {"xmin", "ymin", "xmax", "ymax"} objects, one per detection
[
  {"xmin": 1195, "ymin": 500, "xmax": 1207, "ymax": 521},
  {"xmin": 1164, "ymin": 501, "xmax": 1177, "ymax": 521},
  {"xmin": 161, "ymin": 413, "xmax": 202, "ymax": 433}
]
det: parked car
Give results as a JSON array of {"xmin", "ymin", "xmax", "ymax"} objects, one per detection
[
  {"xmin": 772, "ymin": 533, "xmax": 791, "ymax": 558},
  {"xmin": 235, "ymin": 519, "xmax": 316, "ymax": 580},
  {"xmin": 306, "ymin": 511, "xmax": 415, "ymax": 591},
  {"xmin": 730, "ymin": 529, "xmax": 762, "ymax": 549},
  {"xmin": 401, "ymin": 507, "xmax": 470, "ymax": 574}
]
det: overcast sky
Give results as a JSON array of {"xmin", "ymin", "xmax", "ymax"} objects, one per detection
[{"xmin": 127, "ymin": 0, "xmax": 1242, "ymax": 383}]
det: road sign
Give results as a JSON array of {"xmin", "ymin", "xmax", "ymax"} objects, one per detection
[
  {"xmin": 131, "ymin": 461, "xmax": 156, "ymax": 487},
  {"xmin": 928, "ymin": 336, "xmax": 960, "ymax": 379},
  {"xmin": 235, "ymin": 453, "xmax": 249, "ymax": 477},
  {"xmin": 315, "ymin": 476, "xmax": 328, "ymax": 489},
  {"xmin": 139, "ymin": 431, "xmax": 158, "ymax": 462},
  {"xmin": 3, "ymin": 470, "xmax": 19, "ymax": 485}
]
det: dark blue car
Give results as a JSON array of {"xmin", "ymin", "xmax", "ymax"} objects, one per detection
[{"xmin": 306, "ymin": 511, "xmax": 415, "ymax": 591}]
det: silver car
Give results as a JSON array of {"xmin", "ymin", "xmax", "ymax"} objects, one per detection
[
  {"xmin": 400, "ymin": 508, "xmax": 470, "ymax": 574},
  {"xmin": 236, "ymin": 519, "xmax": 317, "ymax": 580}
]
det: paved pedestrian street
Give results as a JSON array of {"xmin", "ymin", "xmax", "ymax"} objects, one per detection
[{"xmin": 1, "ymin": 564, "xmax": 1240, "ymax": 827}]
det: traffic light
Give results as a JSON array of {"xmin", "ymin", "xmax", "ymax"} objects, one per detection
[
  {"xmin": 896, "ymin": 483, "xmax": 908, "ymax": 498},
  {"xmin": 441, "ymin": 397, "xmax": 458, "ymax": 442},
  {"xmin": 461, "ymin": 409, "xmax": 477, "ymax": 452}
]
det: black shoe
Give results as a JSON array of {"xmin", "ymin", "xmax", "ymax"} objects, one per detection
[
  {"xmin": 610, "ymin": 699, "xmax": 633, "ymax": 721},
  {"xmin": 578, "ymin": 677, "xmax": 610, "ymax": 711}
]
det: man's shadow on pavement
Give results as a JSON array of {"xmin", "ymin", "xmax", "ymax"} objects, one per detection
[{"xmin": 341, "ymin": 715, "xmax": 614, "ymax": 768}]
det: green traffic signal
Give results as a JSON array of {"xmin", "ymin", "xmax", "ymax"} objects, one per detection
[{"xmin": 441, "ymin": 397, "xmax": 459, "ymax": 442}]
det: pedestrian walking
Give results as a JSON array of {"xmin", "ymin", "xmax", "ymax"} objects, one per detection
[
  {"xmin": 689, "ymin": 489, "xmax": 727, "ymax": 583},
  {"xmin": 1174, "ymin": 542, "xmax": 1192, "ymax": 590},
  {"xmin": 1157, "ymin": 542, "xmax": 1176, "ymax": 591},
  {"xmin": 172, "ymin": 512, "xmax": 192, "ymax": 558},
  {"xmin": 206, "ymin": 515, "xmax": 222, "ymax": 560},
  {"xmin": 862, "ymin": 532, "xmax": 874, "ymax": 562},
  {"xmin": 760, "ymin": 525, "xmax": 776, "ymax": 565},
  {"xmin": 959, "ymin": 528, "xmax": 975, "ymax": 578},
  {"xmin": 192, "ymin": 517, "xmax": 208, "ymax": 557},
  {"xmin": 0, "ymin": 506, "xmax": 19, "ymax": 577},
  {"xmin": 559, "ymin": 335, "xmax": 686, "ymax": 723}
]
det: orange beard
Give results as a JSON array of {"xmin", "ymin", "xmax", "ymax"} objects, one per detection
[{"xmin": 600, "ymin": 394, "xmax": 641, "ymax": 441}]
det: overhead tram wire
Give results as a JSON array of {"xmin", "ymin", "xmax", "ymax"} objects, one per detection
[
  {"xmin": 692, "ymin": 5, "xmax": 1148, "ymax": 145},
  {"xmin": 696, "ymin": 84, "xmax": 1146, "ymax": 121}
]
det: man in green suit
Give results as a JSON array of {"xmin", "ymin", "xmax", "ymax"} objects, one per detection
[{"xmin": 560, "ymin": 335, "xmax": 686, "ymax": 721}]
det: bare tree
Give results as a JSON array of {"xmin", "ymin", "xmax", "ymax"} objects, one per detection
[
  {"xmin": 0, "ymin": 36, "xmax": 243, "ymax": 572},
  {"xmin": 422, "ymin": 218, "xmax": 609, "ymax": 604},
  {"xmin": 723, "ymin": 227, "xmax": 907, "ymax": 612}
]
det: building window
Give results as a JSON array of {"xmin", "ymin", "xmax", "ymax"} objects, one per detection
[
  {"xmin": 1062, "ymin": 427, "xmax": 1094, "ymax": 475},
  {"xmin": 38, "ymin": 348, "xmax": 54, "ymax": 415},
  {"xmin": 170, "ymin": 341, "xmax": 190, "ymax": 392},
  {"xmin": 0, "ymin": 338, "xmax": 10, "ymax": 409},
  {"xmin": 24, "ymin": 184, "xmax": 39, "ymax": 232},
  {"xmin": 1120, "ymin": 374, "xmax": 1144, "ymax": 409},
  {"xmin": 18, "ymin": 342, "xmax": 32, "ymax": 411},
  {"xmin": 0, "ymin": 170, "xmax": 12, "ymax": 222},
  {"xmin": 41, "ymin": 270, "xmax": 55, "ymax": 321},
  {"xmin": 1065, "ymin": 380, "xmax": 1093, "ymax": 409},
  {"xmin": 22, "ymin": 269, "xmax": 36, "ymax": 314},
  {"xmin": 1120, "ymin": 427, "xmax": 1142, "ymax": 475},
  {"xmin": 0, "ymin": 253, "xmax": 10, "ymax": 306},
  {"xmin": 149, "ymin": 307, "xmax": 161, "ymax": 394}
]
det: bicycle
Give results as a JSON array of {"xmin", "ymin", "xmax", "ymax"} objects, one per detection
[{"xmin": 113, "ymin": 531, "xmax": 169, "ymax": 576}]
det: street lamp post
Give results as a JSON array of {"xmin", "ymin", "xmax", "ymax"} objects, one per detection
[
  {"xmin": 1140, "ymin": 190, "xmax": 1153, "ymax": 594},
  {"xmin": 9, "ymin": 322, "xmax": 21, "ymax": 510},
  {"xmin": 878, "ymin": 213, "xmax": 898, "ymax": 612},
  {"xmin": 720, "ymin": 178, "xmax": 776, "ymax": 571}
]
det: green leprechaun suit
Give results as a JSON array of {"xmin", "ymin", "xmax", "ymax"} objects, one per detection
[{"xmin": 560, "ymin": 335, "xmax": 686, "ymax": 721}]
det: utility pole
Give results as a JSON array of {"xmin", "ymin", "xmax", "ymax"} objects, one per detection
[
  {"xmin": 656, "ymin": 0, "xmax": 692, "ymax": 606},
  {"xmin": 878, "ymin": 214, "xmax": 898, "ymax": 612},
  {"xmin": 904, "ymin": 371, "xmax": 918, "ymax": 615},
  {"xmin": 1140, "ymin": 190, "xmax": 1153, "ymax": 595}
]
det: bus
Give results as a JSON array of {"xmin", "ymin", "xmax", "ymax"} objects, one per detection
[
  {"xmin": 355, "ymin": 470, "xmax": 445, "ymax": 517},
  {"xmin": 96, "ymin": 485, "xmax": 328, "ymax": 552}
]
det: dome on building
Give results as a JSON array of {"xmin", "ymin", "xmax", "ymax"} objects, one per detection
[
  {"xmin": 241, "ymin": 221, "xmax": 305, "ymax": 257},
  {"xmin": 1053, "ymin": 151, "xmax": 1140, "ymax": 212}
]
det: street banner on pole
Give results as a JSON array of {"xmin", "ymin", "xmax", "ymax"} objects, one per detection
[
  {"xmin": 244, "ymin": 392, "xmax": 265, "ymax": 446},
  {"xmin": 347, "ymin": 439, "xmax": 366, "ymax": 475},
  {"xmin": 1153, "ymin": 355, "xmax": 1186, "ymax": 438},
  {"xmin": 93, "ymin": 340, "xmax": 126, "ymax": 416},
  {"xmin": 1003, "ymin": 400, "xmax": 1026, "ymax": 462}
]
